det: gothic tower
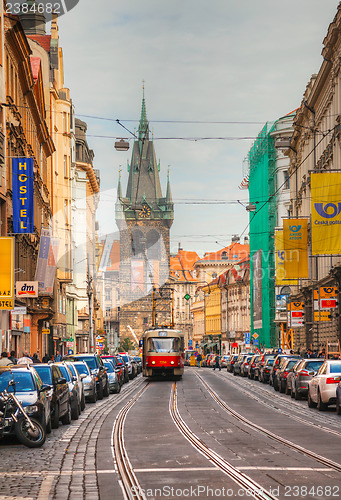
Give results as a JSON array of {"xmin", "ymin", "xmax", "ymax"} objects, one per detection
[{"xmin": 116, "ymin": 92, "xmax": 174, "ymax": 341}]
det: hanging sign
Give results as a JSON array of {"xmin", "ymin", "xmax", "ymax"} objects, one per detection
[
  {"xmin": 16, "ymin": 281, "xmax": 38, "ymax": 298},
  {"xmin": 0, "ymin": 237, "xmax": 14, "ymax": 310},
  {"xmin": 283, "ymin": 219, "xmax": 308, "ymax": 279},
  {"xmin": 311, "ymin": 172, "xmax": 341, "ymax": 255},
  {"xmin": 12, "ymin": 158, "xmax": 34, "ymax": 234}
]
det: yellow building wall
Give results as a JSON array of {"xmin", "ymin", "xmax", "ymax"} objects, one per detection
[{"xmin": 204, "ymin": 284, "xmax": 221, "ymax": 336}]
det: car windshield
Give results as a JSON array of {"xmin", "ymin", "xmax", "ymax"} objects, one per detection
[
  {"xmin": 58, "ymin": 365, "xmax": 72, "ymax": 382},
  {"xmin": 103, "ymin": 357, "xmax": 117, "ymax": 367},
  {"xmin": 0, "ymin": 371, "xmax": 35, "ymax": 393},
  {"xmin": 305, "ymin": 361, "xmax": 324, "ymax": 371},
  {"xmin": 74, "ymin": 363, "xmax": 90, "ymax": 376},
  {"xmin": 104, "ymin": 362, "xmax": 114, "ymax": 373},
  {"xmin": 286, "ymin": 360, "xmax": 298, "ymax": 370},
  {"xmin": 34, "ymin": 366, "xmax": 52, "ymax": 385},
  {"xmin": 148, "ymin": 338, "xmax": 180, "ymax": 353},
  {"xmin": 67, "ymin": 364, "xmax": 77, "ymax": 377},
  {"xmin": 266, "ymin": 359, "xmax": 274, "ymax": 366},
  {"xmin": 75, "ymin": 357, "xmax": 97, "ymax": 370},
  {"xmin": 120, "ymin": 355, "xmax": 130, "ymax": 363},
  {"xmin": 330, "ymin": 363, "xmax": 341, "ymax": 373}
]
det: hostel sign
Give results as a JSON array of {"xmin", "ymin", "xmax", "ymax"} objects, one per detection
[
  {"xmin": 12, "ymin": 158, "xmax": 34, "ymax": 234},
  {"xmin": 0, "ymin": 237, "xmax": 14, "ymax": 310}
]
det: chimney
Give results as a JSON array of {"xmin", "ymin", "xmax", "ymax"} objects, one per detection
[
  {"xmin": 244, "ymin": 236, "xmax": 249, "ymax": 245},
  {"xmin": 178, "ymin": 242, "xmax": 182, "ymax": 252},
  {"xmin": 231, "ymin": 235, "xmax": 240, "ymax": 243}
]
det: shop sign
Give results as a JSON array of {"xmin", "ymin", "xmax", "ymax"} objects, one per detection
[
  {"xmin": 11, "ymin": 306, "xmax": 27, "ymax": 315},
  {"xmin": 16, "ymin": 281, "xmax": 38, "ymax": 298},
  {"xmin": 0, "ymin": 237, "xmax": 14, "ymax": 309},
  {"xmin": 12, "ymin": 158, "xmax": 34, "ymax": 233}
]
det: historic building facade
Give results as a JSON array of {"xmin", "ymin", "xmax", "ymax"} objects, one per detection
[{"xmin": 116, "ymin": 95, "xmax": 174, "ymax": 341}]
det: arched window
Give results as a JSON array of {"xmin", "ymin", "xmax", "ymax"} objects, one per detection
[{"xmin": 147, "ymin": 230, "xmax": 160, "ymax": 260}]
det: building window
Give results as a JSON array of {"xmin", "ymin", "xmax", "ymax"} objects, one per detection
[{"xmin": 284, "ymin": 170, "xmax": 290, "ymax": 189}]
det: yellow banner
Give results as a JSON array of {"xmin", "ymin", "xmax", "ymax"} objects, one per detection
[
  {"xmin": 314, "ymin": 311, "xmax": 331, "ymax": 322},
  {"xmin": 313, "ymin": 287, "xmax": 338, "ymax": 300},
  {"xmin": 311, "ymin": 172, "xmax": 341, "ymax": 255},
  {"xmin": 283, "ymin": 219, "xmax": 308, "ymax": 279},
  {"xmin": 0, "ymin": 237, "xmax": 15, "ymax": 308},
  {"xmin": 275, "ymin": 231, "xmax": 296, "ymax": 285}
]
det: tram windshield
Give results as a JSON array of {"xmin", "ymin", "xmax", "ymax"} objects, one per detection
[{"xmin": 148, "ymin": 337, "xmax": 180, "ymax": 353}]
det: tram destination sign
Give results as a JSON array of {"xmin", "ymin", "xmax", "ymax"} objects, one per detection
[{"xmin": 158, "ymin": 331, "xmax": 167, "ymax": 337}]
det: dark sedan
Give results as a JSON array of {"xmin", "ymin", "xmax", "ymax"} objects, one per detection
[
  {"xmin": 226, "ymin": 354, "xmax": 238, "ymax": 373},
  {"xmin": 254, "ymin": 353, "xmax": 275, "ymax": 381},
  {"xmin": 233, "ymin": 354, "xmax": 253, "ymax": 376},
  {"xmin": 277, "ymin": 358, "xmax": 302, "ymax": 393},
  {"xmin": 33, "ymin": 363, "xmax": 71, "ymax": 428},
  {"xmin": 270, "ymin": 355, "xmax": 301, "ymax": 390},
  {"xmin": 290, "ymin": 359, "xmax": 325, "ymax": 400},
  {"xmin": 247, "ymin": 354, "xmax": 260, "ymax": 379},
  {"xmin": 64, "ymin": 354, "xmax": 109, "ymax": 399},
  {"xmin": 259, "ymin": 357, "xmax": 275, "ymax": 383}
]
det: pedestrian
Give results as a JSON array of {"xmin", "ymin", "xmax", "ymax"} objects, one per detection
[
  {"xmin": 55, "ymin": 351, "xmax": 62, "ymax": 362},
  {"xmin": 32, "ymin": 353, "xmax": 41, "ymax": 363},
  {"xmin": 17, "ymin": 351, "xmax": 33, "ymax": 365},
  {"xmin": 318, "ymin": 348, "xmax": 326, "ymax": 359},
  {"xmin": 197, "ymin": 353, "xmax": 202, "ymax": 368},
  {"xmin": 213, "ymin": 354, "xmax": 221, "ymax": 371},
  {"xmin": 0, "ymin": 352, "xmax": 13, "ymax": 366},
  {"xmin": 8, "ymin": 351, "xmax": 17, "ymax": 365},
  {"xmin": 48, "ymin": 354, "xmax": 55, "ymax": 364},
  {"xmin": 42, "ymin": 353, "xmax": 50, "ymax": 363}
]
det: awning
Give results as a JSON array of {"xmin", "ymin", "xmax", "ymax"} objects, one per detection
[
  {"xmin": 207, "ymin": 342, "xmax": 218, "ymax": 348},
  {"xmin": 199, "ymin": 342, "xmax": 207, "ymax": 347}
]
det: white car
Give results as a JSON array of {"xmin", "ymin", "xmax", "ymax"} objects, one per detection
[{"xmin": 308, "ymin": 360, "xmax": 341, "ymax": 410}]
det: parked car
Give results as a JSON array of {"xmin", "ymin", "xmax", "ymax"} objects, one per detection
[
  {"xmin": 202, "ymin": 354, "xmax": 212, "ymax": 367},
  {"xmin": 65, "ymin": 361, "xmax": 86, "ymax": 411},
  {"xmin": 56, "ymin": 363, "xmax": 82, "ymax": 420},
  {"xmin": 289, "ymin": 359, "xmax": 324, "ymax": 399},
  {"xmin": 285, "ymin": 359, "xmax": 304, "ymax": 396},
  {"xmin": 308, "ymin": 360, "xmax": 341, "ymax": 410},
  {"xmin": 116, "ymin": 355, "xmax": 129, "ymax": 383},
  {"xmin": 270, "ymin": 355, "xmax": 301, "ymax": 390},
  {"xmin": 133, "ymin": 356, "xmax": 142, "ymax": 374},
  {"xmin": 33, "ymin": 363, "xmax": 70, "ymax": 429},
  {"xmin": 336, "ymin": 380, "xmax": 341, "ymax": 415},
  {"xmin": 207, "ymin": 354, "xmax": 216, "ymax": 368},
  {"xmin": 119, "ymin": 353, "xmax": 135, "ymax": 380},
  {"xmin": 64, "ymin": 354, "xmax": 109, "ymax": 399},
  {"xmin": 254, "ymin": 353, "xmax": 276, "ymax": 381},
  {"xmin": 0, "ymin": 365, "xmax": 52, "ymax": 433},
  {"xmin": 247, "ymin": 354, "xmax": 260, "ymax": 379},
  {"xmin": 220, "ymin": 355, "xmax": 230, "ymax": 368},
  {"xmin": 277, "ymin": 358, "xmax": 301, "ymax": 393},
  {"xmin": 103, "ymin": 360, "xmax": 120, "ymax": 393},
  {"xmin": 240, "ymin": 355, "xmax": 254, "ymax": 377},
  {"xmin": 233, "ymin": 353, "xmax": 253, "ymax": 376},
  {"xmin": 226, "ymin": 354, "xmax": 238, "ymax": 373},
  {"xmin": 73, "ymin": 361, "xmax": 97, "ymax": 403},
  {"xmin": 101, "ymin": 355, "xmax": 124, "ymax": 386},
  {"xmin": 259, "ymin": 357, "xmax": 275, "ymax": 383}
]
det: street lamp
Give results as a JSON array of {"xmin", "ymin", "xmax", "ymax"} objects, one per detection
[{"xmin": 114, "ymin": 138, "xmax": 129, "ymax": 151}]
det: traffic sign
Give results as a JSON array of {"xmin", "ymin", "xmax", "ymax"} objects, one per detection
[
  {"xmin": 184, "ymin": 294, "xmax": 191, "ymax": 301},
  {"xmin": 253, "ymin": 333, "xmax": 259, "ymax": 339},
  {"xmin": 245, "ymin": 332, "xmax": 250, "ymax": 344}
]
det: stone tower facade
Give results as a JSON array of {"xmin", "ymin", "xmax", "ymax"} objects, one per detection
[{"xmin": 116, "ymin": 93, "xmax": 174, "ymax": 342}]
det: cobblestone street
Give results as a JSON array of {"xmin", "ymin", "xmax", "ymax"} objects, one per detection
[{"xmin": 0, "ymin": 377, "xmax": 143, "ymax": 500}]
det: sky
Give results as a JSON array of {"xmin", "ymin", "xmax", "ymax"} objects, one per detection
[{"xmin": 56, "ymin": 0, "xmax": 339, "ymax": 256}]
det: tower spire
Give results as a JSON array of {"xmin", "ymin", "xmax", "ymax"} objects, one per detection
[
  {"xmin": 138, "ymin": 83, "xmax": 149, "ymax": 141},
  {"xmin": 117, "ymin": 170, "xmax": 122, "ymax": 198},
  {"xmin": 166, "ymin": 170, "xmax": 172, "ymax": 203}
]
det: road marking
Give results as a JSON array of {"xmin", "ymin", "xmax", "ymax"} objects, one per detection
[
  {"xmin": 237, "ymin": 467, "xmax": 334, "ymax": 471},
  {"xmin": 37, "ymin": 474, "xmax": 54, "ymax": 500}
]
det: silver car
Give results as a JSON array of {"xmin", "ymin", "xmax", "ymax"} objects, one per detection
[
  {"xmin": 103, "ymin": 360, "xmax": 120, "ymax": 394},
  {"xmin": 73, "ymin": 361, "xmax": 97, "ymax": 403}
]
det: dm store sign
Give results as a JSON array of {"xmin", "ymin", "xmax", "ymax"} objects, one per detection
[{"xmin": 12, "ymin": 158, "xmax": 34, "ymax": 233}]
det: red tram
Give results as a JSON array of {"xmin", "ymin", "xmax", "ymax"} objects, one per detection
[{"xmin": 141, "ymin": 328, "xmax": 185, "ymax": 378}]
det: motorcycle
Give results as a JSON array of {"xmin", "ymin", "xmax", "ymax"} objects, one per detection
[{"xmin": 0, "ymin": 380, "xmax": 46, "ymax": 448}]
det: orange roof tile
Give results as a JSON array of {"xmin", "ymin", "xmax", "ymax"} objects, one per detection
[
  {"xmin": 201, "ymin": 242, "xmax": 249, "ymax": 262},
  {"xmin": 27, "ymin": 35, "xmax": 51, "ymax": 52},
  {"xmin": 170, "ymin": 249, "xmax": 200, "ymax": 282}
]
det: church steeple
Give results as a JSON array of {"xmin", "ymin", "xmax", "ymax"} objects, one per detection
[
  {"xmin": 117, "ymin": 170, "xmax": 122, "ymax": 198},
  {"xmin": 138, "ymin": 87, "xmax": 149, "ymax": 142},
  {"xmin": 166, "ymin": 170, "xmax": 172, "ymax": 203}
]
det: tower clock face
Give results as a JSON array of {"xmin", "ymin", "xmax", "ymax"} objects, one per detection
[{"xmin": 140, "ymin": 204, "xmax": 151, "ymax": 218}]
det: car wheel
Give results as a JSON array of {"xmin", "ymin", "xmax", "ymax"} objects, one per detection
[
  {"xmin": 274, "ymin": 379, "xmax": 279, "ymax": 391},
  {"xmin": 279, "ymin": 381, "xmax": 285, "ymax": 393},
  {"xmin": 61, "ymin": 400, "xmax": 72, "ymax": 425},
  {"xmin": 81, "ymin": 393, "xmax": 86, "ymax": 411},
  {"xmin": 307, "ymin": 390, "xmax": 317, "ymax": 408},
  {"xmin": 317, "ymin": 390, "xmax": 328, "ymax": 411},
  {"xmin": 89, "ymin": 389, "xmax": 97, "ymax": 403},
  {"xmin": 103, "ymin": 380, "xmax": 110, "ymax": 397},
  {"xmin": 51, "ymin": 404, "xmax": 60, "ymax": 429},
  {"xmin": 294, "ymin": 387, "xmax": 301, "ymax": 400},
  {"xmin": 285, "ymin": 383, "xmax": 291, "ymax": 396},
  {"xmin": 233, "ymin": 369, "xmax": 237, "ymax": 376},
  {"xmin": 71, "ymin": 401, "xmax": 79, "ymax": 420},
  {"xmin": 336, "ymin": 398, "xmax": 341, "ymax": 415},
  {"xmin": 97, "ymin": 383, "xmax": 104, "ymax": 400},
  {"xmin": 115, "ymin": 383, "xmax": 121, "ymax": 394},
  {"xmin": 46, "ymin": 415, "xmax": 52, "ymax": 434}
]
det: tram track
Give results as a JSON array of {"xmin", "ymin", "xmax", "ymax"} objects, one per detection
[
  {"xmin": 195, "ymin": 371, "xmax": 341, "ymax": 473},
  {"xmin": 112, "ymin": 382, "xmax": 150, "ymax": 500},
  {"xmin": 169, "ymin": 382, "xmax": 278, "ymax": 500},
  {"xmin": 211, "ymin": 370, "xmax": 341, "ymax": 438}
]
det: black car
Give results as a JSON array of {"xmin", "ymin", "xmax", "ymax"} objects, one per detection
[
  {"xmin": 233, "ymin": 353, "xmax": 253, "ymax": 376},
  {"xmin": 64, "ymin": 354, "xmax": 109, "ymax": 399},
  {"xmin": 56, "ymin": 363, "xmax": 82, "ymax": 420},
  {"xmin": 270, "ymin": 355, "xmax": 301, "ymax": 390},
  {"xmin": 254, "ymin": 353, "xmax": 275, "ymax": 381},
  {"xmin": 226, "ymin": 354, "xmax": 238, "ymax": 373},
  {"xmin": 247, "ymin": 354, "xmax": 260, "ymax": 379},
  {"xmin": 101, "ymin": 355, "xmax": 124, "ymax": 386},
  {"xmin": 34, "ymin": 363, "xmax": 71, "ymax": 428},
  {"xmin": 290, "ymin": 358, "xmax": 325, "ymax": 400},
  {"xmin": 0, "ymin": 365, "xmax": 52, "ymax": 432},
  {"xmin": 259, "ymin": 357, "xmax": 275, "ymax": 383},
  {"xmin": 277, "ymin": 358, "xmax": 302, "ymax": 393},
  {"xmin": 116, "ymin": 355, "xmax": 129, "ymax": 383}
]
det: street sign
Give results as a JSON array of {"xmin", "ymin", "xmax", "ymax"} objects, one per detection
[
  {"xmin": 184, "ymin": 294, "xmax": 191, "ymax": 301},
  {"xmin": 253, "ymin": 339, "xmax": 259, "ymax": 345},
  {"xmin": 16, "ymin": 281, "xmax": 38, "ymax": 298},
  {"xmin": 42, "ymin": 328, "xmax": 50, "ymax": 335},
  {"xmin": 68, "ymin": 349, "xmax": 74, "ymax": 355},
  {"xmin": 11, "ymin": 306, "xmax": 27, "ymax": 315},
  {"xmin": 252, "ymin": 333, "xmax": 259, "ymax": 339},
  {"xmin": 245, "ymin": 332, "xmax": 250, "ymax": 344}
]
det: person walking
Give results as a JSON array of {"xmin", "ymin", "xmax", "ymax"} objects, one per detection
[
  {"xmin": 0, "ymin": 352, "xmax": 14, "ymax": 366},
  {"xmin": 17, "ymin": 352, "xmax": 33, "ymax": 365},
  {"xmin": 32, "ymin": 353, "xmax": 41, "ymax": 363},
  {"xmin": 42, "ymin": 353, "xmax": 50, "ymax": 363},
  {"xmin": 213, "ymin": 354, "xmax": 221, "ymax": 371},
  {"xmin": 196, "ymin": 353, "xmax": 202, "ymax": 368},
  {"xmin": 55, "ymin": 351, "xmax": 62, "ymax": 362}
]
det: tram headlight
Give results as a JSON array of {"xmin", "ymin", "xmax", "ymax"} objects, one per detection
[
  {"xmin": 151, "ymin": 361, "xmax": 156, "ymax": 365},
  {"xmin": 170, "ymin": 361, "xmax": 174, "ymax": 365}
]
